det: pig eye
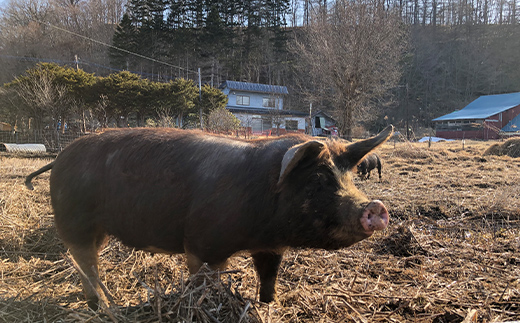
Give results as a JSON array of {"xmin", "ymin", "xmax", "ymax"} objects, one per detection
[
  {"xmin": 316, "ymin": 168, "xmax": 340, "ymax": 188},
  {"xmin": 318, "ymin": 174, "xmax": 330, "ymax": 186}
]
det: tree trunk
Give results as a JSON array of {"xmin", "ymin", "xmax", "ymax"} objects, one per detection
[
  {"xmin": 338, "ymin": 100, "xmax": 354, "ymax": 140},
  {"xmin": 345, "ymin": 102, "xmax": 353, "ymax": 141}
]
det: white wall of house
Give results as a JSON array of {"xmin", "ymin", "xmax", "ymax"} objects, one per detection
[
  {"xmin": 234, "ymin": 113, "xmax": 306, "ymax": 132},
  {"xmin": 221, "ymin": 88, "xmax": 284, "ymax": 111},
  {"xmin": 282, "ymin": 117, "xmax": 306, "ymax": 131}
]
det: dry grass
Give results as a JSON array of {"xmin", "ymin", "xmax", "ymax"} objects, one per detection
[
  {"xmin": 483, "ymin": 138, "xmax": 520, "ymax": 158},
  {"xmin": 0, "ymin": 138, "xmax": 519, "ymax": 322}
]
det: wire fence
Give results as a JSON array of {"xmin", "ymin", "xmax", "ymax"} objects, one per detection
[{"xmin": 0, "ymin": 130, "xmax": 87, "ymax": 153}]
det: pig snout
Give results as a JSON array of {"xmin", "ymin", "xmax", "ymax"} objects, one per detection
[{"xmin": 360, "ymin": 200, "xmax": 389, "ymax": 235}]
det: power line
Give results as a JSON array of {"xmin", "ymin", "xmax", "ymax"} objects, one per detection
[
  {"xmin": 35, "ymin": 19, "xmax": 198, "ymax": 75},
  {"xmin": 0, "ymin": 54, "xmax": 176, "ymax": 81}
]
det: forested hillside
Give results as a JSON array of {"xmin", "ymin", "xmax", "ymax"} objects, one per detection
[{"xmin": 1, "ymin": 0, "xmax": 519, "ymax": 134}]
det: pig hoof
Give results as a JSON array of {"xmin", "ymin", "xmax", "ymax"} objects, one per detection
[
  {"xmin": 87, "ymin": 299, "xmax": 99, "ymax": 311},
  {"xmin": 259, "ymin": 293, "xmax": 276, "ymax": 303}
]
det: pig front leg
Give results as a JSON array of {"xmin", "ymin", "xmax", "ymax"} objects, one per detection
[{"xmin": 252, "ymin": 251, "xmax": 283, "ymax": 302}]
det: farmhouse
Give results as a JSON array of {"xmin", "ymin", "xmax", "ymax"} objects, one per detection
[
  {"xmin": 433, "ymin": 92, "xmax": 520, "ymax": 139},
  {"xmin": 220, "ymin": 80, "xmax": 307, "ymax": 135}
]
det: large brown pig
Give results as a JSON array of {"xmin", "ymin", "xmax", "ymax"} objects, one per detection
[{"xmin": 26, "ymin": 126, "xmax": 393, "ymax": 310}]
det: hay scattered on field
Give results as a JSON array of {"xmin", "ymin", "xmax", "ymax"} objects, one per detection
[
  {"xmin": 1, "ymin": 139, "xmax": 520, "ymax": 322},
  {"xmin": 159, "ymin": 265, "xmax": 261, "ymax": 323},
  {"xmin": 484, "ymin": 138, "xmax": 520, "ymax": 157},
  {"xmin": 0, "ymin": 296, "xmax": 73, "ymax": 323},
  {"xmin": 388, "ymin": 144, "xmax": 437, "ymax": 159},
  {"xmin": 373, "ymin": 224, "xmax": 427, "ymax": 257},
  {"xmin": 0, "ymin": 263, "xmax": 262, "ymax": 323},
  {"xmin": 96, "ymin": 264, "xmax": 262, "ymax": 323}
]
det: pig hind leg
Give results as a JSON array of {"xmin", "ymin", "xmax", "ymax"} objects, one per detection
[
  {"xmin": 252, "ymin": 251, "xmax": 283, "ymax": 303},
  {"xmin": 68, "ymin": 240, "xmax": 107, "ymax": 310},
  {"xmin": 56, "ymin": 216, "xmax": 108, "ymax": 310},
  {"xmin": 377, "ymin": 160, "xmax": 382, "ymax": 180}
]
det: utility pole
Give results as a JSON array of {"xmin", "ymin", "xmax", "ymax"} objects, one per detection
[
  {"xmin": 309, "ymin": 102, "xmax": 313, "ymax": 135},
  {"xmin": 406, "ymin": 83, "xmax": 410, "ymax": 140},
  {"xmin": 199, "ymin": 68, "xmax": 203, "ymax": 130}
]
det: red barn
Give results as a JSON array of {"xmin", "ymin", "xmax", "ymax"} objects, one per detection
[{"xmin": 433, "ymin": 92, "xmax": 520, "ymax": 140}]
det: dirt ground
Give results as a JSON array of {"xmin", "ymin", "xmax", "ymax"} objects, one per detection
[{"xmin": 0, "ymin": 137, "xmax": 518, "ymax": 322}]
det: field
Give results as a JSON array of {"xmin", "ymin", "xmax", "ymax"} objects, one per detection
[{"xmin": 0, "ymin": 138, "xmax": 519, "ymax": 322}]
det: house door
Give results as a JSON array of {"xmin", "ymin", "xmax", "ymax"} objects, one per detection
[
  {"xmin": 251, "ymin": 117, "xmax": 272, "ymax": 134},
  {"xmin": 252, "ymin": 118, "xmax": 262, "ymax": 133}
]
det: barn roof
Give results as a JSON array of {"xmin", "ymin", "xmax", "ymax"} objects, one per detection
[
  {"xmin": 221, "ymin": 80, "xmax": 289, "ymax": 95},
  {"xmin": 433, "ymin": 92, "xmax": 520, "ymax": 121}
]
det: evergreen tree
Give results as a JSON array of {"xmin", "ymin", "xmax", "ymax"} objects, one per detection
[
  {"xmin": 196, "ymin": 84, "xmax": 228, "ymax": 115},
  {"xmin": 110, "ymin": 0, "xmax": 294, "ymax": 84},
  {"xmin": 139, "ymin": 0, "xmax": 169, "ymax": 67},
  {"xmin": 266, "ymin": 0, "xmax": 290, "ymax": 54},
  {"xmin": 96, "ymin": 71, "xmax": 149, "ymax": 126},
  {"xmin": 110, "ymin": 13, "xmax": 138, "ymax": 71},
  {"xmin": 199, "ymin": 5, "xmax": 230, "ymax": 57},
  {"xmin": 126, "ymin": 0, "xmax": 148, "ymax": 27},
  {"xmin": 166, "ymin": 0, "xmax": 190, "ymax": 29}
]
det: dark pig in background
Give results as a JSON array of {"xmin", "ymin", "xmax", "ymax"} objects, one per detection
[
  {"xmin": 26, "ymin": 126, "xmax": 393, "ymax": 309},
  {"xmin": 357, "ymin": 153, "xmax": 382, "ymax": 181}
]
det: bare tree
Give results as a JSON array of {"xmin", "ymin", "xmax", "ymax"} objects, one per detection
[
  {"xmin": 293, "ymin": 0, "xmax": 407, "ymax": 139},
  {"xmin": 0, "ymin": 0, "xmax": 124, "ymax": 82},
  {"xmin": 90, "ymin": 93, "xmax": 109, "ymax": 129},
  {"xmin": 9, "ymin": 68, "xmax": 73, "ymax": 132},
  {"xmin": 0, "ymin": 0, "xmax": 54, "ymax": 66}
]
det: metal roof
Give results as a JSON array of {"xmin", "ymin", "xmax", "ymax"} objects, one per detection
[
  {"xmin": 222, "ymin": 80, "xmax": 289, "ymax": 95},
  {"xmin": 502, "ymin": 113, "xmax": 520, "ymax": 132},
  {"xmin": 433, "ymin": 92, "xmax": 520, "ymax": 121}
]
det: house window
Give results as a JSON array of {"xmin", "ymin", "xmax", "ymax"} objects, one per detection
[
  {"xmin": 286, "ymin": 120, "xmax": 298, "ymax": 131},
  {"xmin": 263, "ymin": 97, "xmax": 276, "ymax": 108},
  {"xmin": 236, "ymin": 95, "xmax": 250, "ymax": 106}
]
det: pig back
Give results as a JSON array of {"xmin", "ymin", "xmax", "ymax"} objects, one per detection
[{"xmin": 50, "ymin": 128, "xmax": 300, "ymax": 255}]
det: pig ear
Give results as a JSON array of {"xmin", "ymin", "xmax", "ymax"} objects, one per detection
[
  {"xmin": 334, "ymin": 125, "xmax": 394, "ymax": 170},
  {"xmin": 278, "ymin": 140, "xmax": 325, "ymax": 184}
]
